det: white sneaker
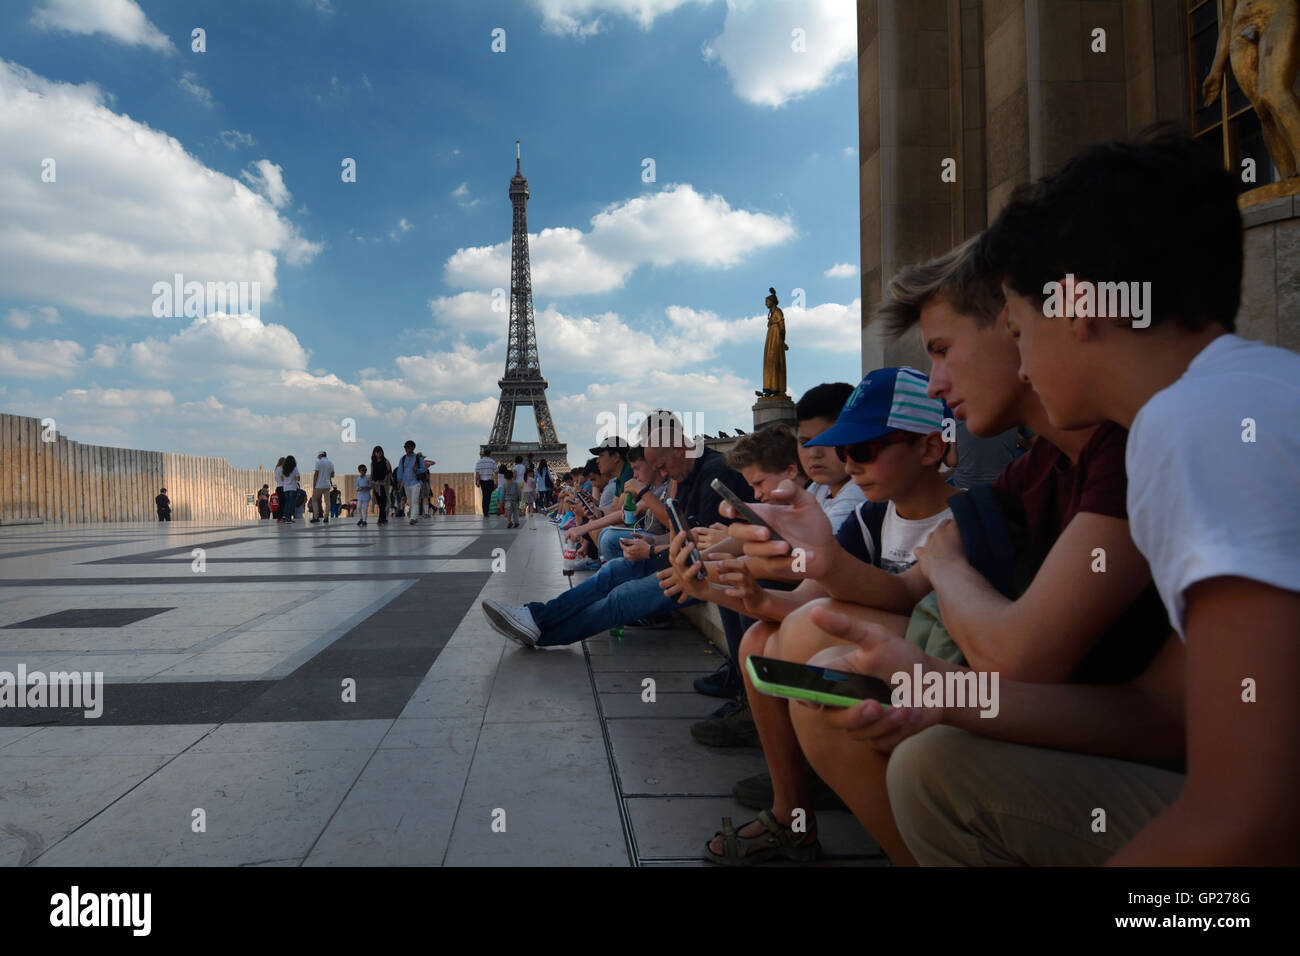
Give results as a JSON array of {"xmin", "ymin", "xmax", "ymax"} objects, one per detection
[{"xmin": 482, "ymin": 600, "xmax": 541, "ymax": 648}]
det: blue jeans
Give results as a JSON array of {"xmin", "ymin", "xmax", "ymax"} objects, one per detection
[
  {"xmin": 526, "ymin": 556, "xmax": 693, "ymax": 647},
  {"xmin": 597, "ymin": 527, "xmax": 641, "ymax": 563}
]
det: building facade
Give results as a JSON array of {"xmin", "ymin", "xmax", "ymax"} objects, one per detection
[{"xmin": 858, "ymin": 0, "xmax": 1299, "ymax": 372}]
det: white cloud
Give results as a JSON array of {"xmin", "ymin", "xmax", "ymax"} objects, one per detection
[
  {"xmin": 843, "ymin": 145, "xmax": 857, "ymax": 157},
  {"xmin": 703, "ymin": 0, "xmax": 856, "ymax": 108},
  {"xmin": 127, "ymin": 313, "xmax": 309, "ymax": 381},
  {"xmin": 62, "ymin": 384, "xmax": 175, "ymax": 409},
  {"xmin": 396, "ymin": 343, "xmax": 502, "ymax": 395},
  {"xmin": 531, "ymin": 0, "xmax": 705, "ymax": 34},
  {"xmin": 535, "ymin": 305, "xmax": 679, "ymax": 379},
  {"xmin": 824, "ymin": 262, "xmax": 857, "ymax": 278},
  {"xmin": 788, "ymin": 298, "xmax": 861, "ymax": 347},
  {"xmin": 240, "ymin": 159, "xmax": 291, "ymax": 209},
  {"xmin": 178, "ymin": 71, "xmax": 213, "ymax": 108},
  {"xmin": 0, "ymin": 60, "xmax": 320, "ymax": 319},
  {"xmin": 388, "ymin": 217, "xmax": 414, "ymax": 240},
  {"xmin": 219, "ymin": 129, "xmax": 256, "ymax": 150},
  {"xmin": 5, "ymin": 306, "xmax": 61, "ymax": 329},
  {"xmin": 451, "ymin": 182, "xmax": 481, "ymax": 208},
  {"xmin": 548, "ymin": 366, "xmax": 756, "ymax": 450},
  {"xmin": 411, "ymin": 397, "xmax": 499, "ymax": 428},
  {"xmin": 444, "ymin": 184, "xmax": 794, "ymax": 296},
  {"xmin": 0, "ymin": 338, "xmax": 84, "ymax": 378},
  {"xmin": 663, "ymin": 298, "xmax": 860, "ymax": 353},
  {"xmin": 31, "ymin": 0, "xmax": 174, "ymax": 53},
  {"xmin": 428, "ymin": 291, "xmax": 498, "ymax": 330}
]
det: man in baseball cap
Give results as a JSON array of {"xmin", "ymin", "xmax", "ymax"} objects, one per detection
[
  {"xmin": 803, "ymin": 366, "xmax": 949, "ymax": 450},
  {"xmin": 589, "ymin": 436, "xmax": 634, "ymax": 500}
]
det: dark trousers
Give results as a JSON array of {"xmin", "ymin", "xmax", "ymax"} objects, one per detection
[
  {"xmin": 373, "ymin": 486, "xmax": 388, "ymax": 523},
  {"xmin": 719, "ymin": 607, "xmax": 750, "ymax": 697},
  {"xmin": 480, "ymin": 480, "xmax": 496, "ymax": 515},
  {"xmin": 274, "ymin": 485, "xmax": 285, "ymax": 520}
]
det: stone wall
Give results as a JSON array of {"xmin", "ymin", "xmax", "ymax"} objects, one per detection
[
  {"xmin": 859, "ymin": 0, "xmax": 1197, "ymax": 373},
  {"xmin": 1237, "ymin": 197, "xmax": 1300, "ymax": 351},
  {"xmin": 0, "ymin": 412, "xmax": 480, "ymax": 523}
]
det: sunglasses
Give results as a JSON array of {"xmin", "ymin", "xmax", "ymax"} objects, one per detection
[{"xmin": 835, "ymin": 431, "xmax": 915, "ymax": 464}]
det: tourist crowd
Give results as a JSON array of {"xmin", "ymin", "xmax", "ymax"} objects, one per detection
[
  {"xmin": 261, "ymin": 442, "xmax": 454, "ymax": 527},
  {"xmin": 478, "ymin": 130, "xmax": 1299, "ymax": 866}
]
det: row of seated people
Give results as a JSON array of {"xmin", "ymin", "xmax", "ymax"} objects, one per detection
[{"xmin": 484, "ymin": 128, "xmax": 1299, "ymax": 866}]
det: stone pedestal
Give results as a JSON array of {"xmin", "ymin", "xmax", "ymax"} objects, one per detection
[
  {"xmin": 1238, "ymin": 193, "xmax": 1300, "ymax": 352},
  {"xmin": 752, "ymin": 395, "xmax": 797, "ymax": 431}
]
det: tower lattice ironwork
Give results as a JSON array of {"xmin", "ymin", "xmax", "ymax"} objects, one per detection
[{"xmin": 481, "ymin": 142, "xmax": 568, "ymax": 469}]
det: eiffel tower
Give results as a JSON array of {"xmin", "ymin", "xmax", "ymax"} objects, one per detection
[{"xmin": 481, "ymin": 141, "xmax": 568, "ymax": 471}]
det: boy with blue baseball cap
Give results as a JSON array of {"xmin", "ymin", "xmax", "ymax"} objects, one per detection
[{"xmin": 802, "ymin": 366, "xmax": 957, "ymax": 574}]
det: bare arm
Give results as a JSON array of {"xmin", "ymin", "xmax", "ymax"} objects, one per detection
[
  {"xmin": 720, "ymin": 481, "xmax": 929, "ymax": 612},
  {"xmin": 809, "ymin": 605, "xmax": 1183, "ymax": 765},
  {"xmin": 939, "ymin": 632, "xmax": 1184, "ymax": 763},
  {"xmin": 819, "ymin": 549, "xmax": 932, "ymax": 614},
  {"xmin": 920, "ymin": 513, "xmax": 1155, "ymax": 681},
  {"xmin": 1109, "ymin": 578, "xmax": 1300, "ymax": 865}
]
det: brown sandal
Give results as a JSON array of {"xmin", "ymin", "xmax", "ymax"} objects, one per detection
[{"xmin": 705, "ymin": 809, "xmax": 820, "ymax": 866}]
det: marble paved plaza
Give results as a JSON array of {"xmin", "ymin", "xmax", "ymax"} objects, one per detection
[{"xmin": 0, "ymin": 514, "xmax": 884, "ymax": 866}]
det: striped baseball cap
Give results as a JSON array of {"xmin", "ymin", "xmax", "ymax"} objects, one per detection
[{"xmin": 803, "ymin": 367, "xmax": 948, "ymax": 447}]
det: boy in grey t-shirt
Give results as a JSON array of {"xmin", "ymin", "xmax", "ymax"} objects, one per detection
[{"xmin": 501, "ymin": 472, "xmax": 522, "ymax": 529}]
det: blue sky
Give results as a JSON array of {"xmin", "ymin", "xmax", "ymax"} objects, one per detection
[{"xmin": 0, "ymin": 0, "xmax": 862, "ymax": 471}]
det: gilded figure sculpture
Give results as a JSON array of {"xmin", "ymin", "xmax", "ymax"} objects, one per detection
[
  {"xmin": 757, "ymin": 286, "xmax": 788, "ymax": 399},
  {"xmin": 1203, "ymin": 0, "xmax": 1300, "ymax": 179}
]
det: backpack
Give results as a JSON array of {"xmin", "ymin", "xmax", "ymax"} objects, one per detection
[
  {"xmin": 851, "ymin": 500, "xmax": 890, "ymax": 567},
  {"xmin": 401, "ymin": 453, "xmax": 426, "ymax": 481}
]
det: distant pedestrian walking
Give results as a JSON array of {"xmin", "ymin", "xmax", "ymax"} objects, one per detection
[
  {"xmin": 443, "ymin": 483, "xmax": 456, "ymax": 515},
  {"xmin": 274, "ymin": 456, "xmax": 287, "ymax": 522},
  {"xmin": 355, "ymin": 464, "xmax": 372, "ymax": 527},
  {"xmin": 310, "ymin": 451, "xmax": 335, "ymax": 524},
  {"xmin": 536, "ymin": 459, "xmax": 551, "ymax": 509},
  {"xmin": 501, "ymin": 467, "xmax": 521, "ymax": 528},
  {"xmin": 280, "ymin": 455, "xmax": 302, "ymax": 524},
  {"xmin": 395, "ymin": 440, "xmax": 428, "ymax": 526},
  {"xmin": 155, "ymin": 488, "xmax": 171, "ymax": 521},
  {"xmin": 475, "ymin": 452, "xmax": 497, "ymax": 516},
  {"xmin": 369, "ymin": 446, "xmax": 392, "ymax": 526},
  {"xmin": 329, "ymin": 485, "xmax": 341, "ymax": 518},
  {"xmin": 257, "ymin": 485, "xmax": 271, "ymax": 519}
]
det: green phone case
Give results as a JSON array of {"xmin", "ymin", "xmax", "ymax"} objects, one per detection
[{"xmin": 745, "ymin": 656, "xmax": 888, "ymax": 710}]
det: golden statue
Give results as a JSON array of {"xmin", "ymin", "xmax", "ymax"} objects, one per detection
[
  {"xmin": 757, "ymin": 286, "xmax": 788, "ymax": 399},
  {"xmin": 1203, "ymin": 0, "xmax": 1300, "ymax": 180}
]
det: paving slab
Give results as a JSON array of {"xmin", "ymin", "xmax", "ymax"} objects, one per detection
[
  {"xmin": 0, "ymin": 518, "xmax": 886, "ymax": 867},
  {"xmin": 607, "ymin": 718, "xmax": 767, "ymax": 796},
  {"xmin": 442, "ymin": 719, "xmax": 626, "ymax": 867}
]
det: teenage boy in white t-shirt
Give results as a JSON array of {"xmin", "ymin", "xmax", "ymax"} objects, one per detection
[{"xmin": 838, "ymin": 130, "xmax": 1298, "ymax": 866}]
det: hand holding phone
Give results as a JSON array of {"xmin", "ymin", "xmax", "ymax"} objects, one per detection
[
  {"xmin": 710, "ymin": 478, "xmax": 785, "ymax": 542},
  {"xmin": 746, "ymin": 655, "xmax": 893, "ymax": 709},
  {"xmin": 664, "ymin": 498, "xmax": 706, "ymax": 579}
]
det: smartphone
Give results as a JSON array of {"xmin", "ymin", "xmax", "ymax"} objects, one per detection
[
  {"xmin": 663, "ymin": 498, "xmax": 706, "ymax": 579},
  {"xmin": 710, "ymin": 478, "xmax": 785, "ymax": 542},
  {"xmin": 746, "ymin": 655, "xmax": 893, "ymax": 709},
  {"xmin": 573, "ymin": 486, "xmax": 598, "ymax": 515}
]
